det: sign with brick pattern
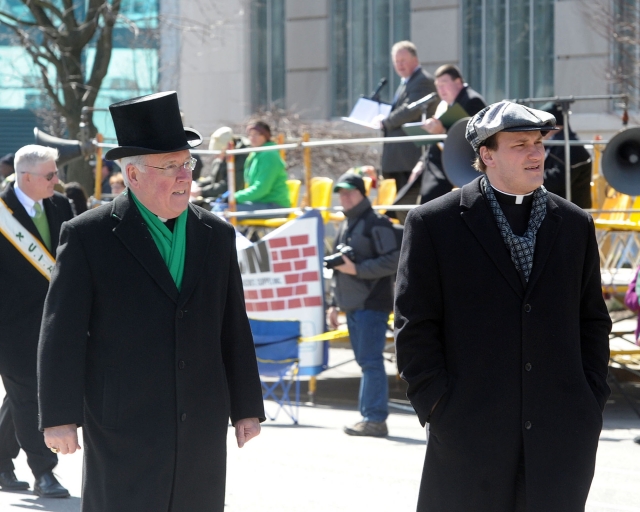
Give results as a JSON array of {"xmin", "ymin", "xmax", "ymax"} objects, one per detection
[{"xmin": 237, "ymin": 210, "xmax": 328, "ymax": 375}]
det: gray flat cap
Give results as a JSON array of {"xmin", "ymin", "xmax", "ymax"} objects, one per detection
[{"xmin": 465, "ymin": 101, "xmax": 557, "ymax": 153}]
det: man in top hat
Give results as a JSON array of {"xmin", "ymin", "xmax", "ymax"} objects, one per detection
[
  {"xmin": 395, "ymin": 101, "xmax": 610, "ymax": 511},
  {"xmin": 0, "ymin": 145, "xmax": 73, "ymax": 497},
  {"xmin": 37, "ymin": 91, "xmax": 265, "ymax": 511}
]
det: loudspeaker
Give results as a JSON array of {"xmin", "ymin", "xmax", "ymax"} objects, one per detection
[
  {"xmin": 33, "ymin": 128, "xmax": 88, "ymax": 165},
  {"xmin": 442, "ymin": 117, "xmax": 480, "ymax": 188},
  {"xmin": 601, "ymin": 126, "xmax": 640, "ymax": 196}
]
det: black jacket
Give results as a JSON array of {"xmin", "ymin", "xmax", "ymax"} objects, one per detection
[
  {"xmin": 543, "ymin": 128, "xmax": 592, "ymax": 208},
  {"xmin": 0, "ymin": 184, "xmax": 72, "ymax": 371},
  {"xmin": 38, "ymin": 193, "xmax": 265, "ymax": 512},
  {"xmin": 395, "ymin": 177, "xmax": 610, "ymax": 511},
  {"xmin": 381, "ymin": 68, "xmax": 437, "ymax": 174},
  {"xmin": 417, "ymin": 85, "xmax": 486, "ymax": 203},
  {"xmin": 330, "ymin": 198, "xmax": 400, "ymax": 312}
]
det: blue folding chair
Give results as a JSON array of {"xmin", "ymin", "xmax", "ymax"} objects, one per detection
[{"xmin": 249, "ymin": 318, "xmax": 301, "ymax": 424}]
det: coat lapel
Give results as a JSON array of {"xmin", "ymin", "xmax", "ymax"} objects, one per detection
[
  {"xmin": 525, "ymin": 196, "xmax": 562, "ymax": 296},
  {"xmin": 460, "ymin": 178, "xmax": 524, "ymax": 298},
  {"xmin": 178, "ymin": 204, "xmax": 213, "ymax": 308},
  {"xmin": 111, "ymin": 193, "xmax": 180, "ymax": 303},
  {"xmin": 1, "ymin": 184, "xmax": 48, "ymax": 251}
]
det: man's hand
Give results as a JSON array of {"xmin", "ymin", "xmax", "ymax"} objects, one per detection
[
  {"xmin": 408, "ymin": 160, "xmax": 424, "ymax": 184},
  {"xmin": 422, "ymin": 117, "xmax": 445, "ymax": 134},
  {"xmin": 371, "ymin": 114, "xmax": 386, "ymax": 130},
  {"xmin": 334, "ymin": 255, "xmax": 357, "ymax": 275},
  {"xmin": 327, "ymin": 306, "xmax": 339, "ymax": 330},
  {"xmin": 235, "ymin": 418, "xmax": 261, "ymax": 448},
  {"xmin": 44, "ymin": 424, "xmax": 81, "ymax": 455}
]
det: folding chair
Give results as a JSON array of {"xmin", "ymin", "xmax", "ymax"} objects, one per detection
[{"xmin": 249, "ymin": 318, "xmax": 301, "ymax": 424}]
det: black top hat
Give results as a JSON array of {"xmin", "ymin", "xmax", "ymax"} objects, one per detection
[{"xmin": 104, "ymin": 91, "xmax": 202, "ymax": 161}]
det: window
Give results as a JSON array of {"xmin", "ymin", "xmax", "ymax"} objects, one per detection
[
  {"xmin": 250, "ymin": 0, "xmax": 286, "ymax": 111},
  {"xmin": 331, "ymin": 0, "xmax": 411, "ymax": 117},
  {"xmin": 461, "ymin": 0, "xmax": 554, "ymax": 103}
]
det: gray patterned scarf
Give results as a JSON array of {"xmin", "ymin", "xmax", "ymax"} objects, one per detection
[{"xmin": 481, "ymin": 176, "xmax": 547, "ymax": 282}]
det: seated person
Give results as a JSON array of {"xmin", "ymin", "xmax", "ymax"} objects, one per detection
[
  {"xmin": 213, "ymin": 121, "xmax": 290, "ymax": 214},
  {"xmin": 109, "ymin": 173, "xmax": 125, "ymax": 195},
  {"xmin": 193, "ymin": 127, "xmax": 249, "ymax": 201}
]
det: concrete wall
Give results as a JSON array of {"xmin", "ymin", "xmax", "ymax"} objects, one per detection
[
  {"xmin": 176, "ymin": 0, "xmax": 250, "ymax": 143},
  {"xmin": 411, "ymin": 0, "xmax": 460, "ymax": 75},
  {"xmin": 285, "ymin": 0, "xmax": 330, "ymax": 119}
]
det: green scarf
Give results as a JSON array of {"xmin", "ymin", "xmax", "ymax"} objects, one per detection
[{"xmin": 129, "ymin": 190, "xmax": 188, "ymax": 291}]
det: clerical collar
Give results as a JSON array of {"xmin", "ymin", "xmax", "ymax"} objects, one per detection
[{"xmin": 491, "ymin": 186, "xmax": 534, "ymax": 206}]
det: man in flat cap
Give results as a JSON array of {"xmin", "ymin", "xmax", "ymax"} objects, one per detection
[
  {"xmin": 37, "ymin": 91, "xmax": 265, "ymax": 511},
  {"xmin": 395, "ymin": 101, "xmax": 610, "ymax": 512}
]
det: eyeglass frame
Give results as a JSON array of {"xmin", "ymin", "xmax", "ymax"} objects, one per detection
[
  {"xmin": 139, "ymin": 157, "xmax": 197, "ymax": 177},
  {"xmin": 20, "ymin": 170, "xmax": 59, "ymax": 181}
]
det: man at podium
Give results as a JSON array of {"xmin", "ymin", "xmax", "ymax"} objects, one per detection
[{"xmin": 378, "ymin": 41, "xmax": 436, "ymax": 191}]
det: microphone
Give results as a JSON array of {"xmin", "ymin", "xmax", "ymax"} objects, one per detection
[
  {"xmin": 369, "ymin": 78, "xmax": 388, "ymax": 102},
  {"xmin": 407, "ymin": 92, "xmax": 438, "ymax": 110}
]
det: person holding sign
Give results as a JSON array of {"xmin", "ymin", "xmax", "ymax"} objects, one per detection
[
  {"xmin": 0, "ymin": 145, "xmax": 73, "ymax": 497},
  {"xmin": 395, "ymin": 65, "xmax": 486, "ymax": 213}
]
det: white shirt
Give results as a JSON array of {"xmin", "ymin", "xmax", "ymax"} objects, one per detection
[{"xmin": 13, "ymin": 182, "xmax": 44, "ymax": 218}]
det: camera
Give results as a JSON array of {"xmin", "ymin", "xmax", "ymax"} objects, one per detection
[{"xmin": 324, "ymin": 244, "xmax": 356, "ymax": 270}]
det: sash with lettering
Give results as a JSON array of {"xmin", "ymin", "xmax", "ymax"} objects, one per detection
[{"xmin": 0, "ymin": 197, "xmax": 55, "ymax": 280}]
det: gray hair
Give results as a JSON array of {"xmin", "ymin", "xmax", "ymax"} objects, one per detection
[
  {"xmin": 118, "ymin": 155, "xmax": 146, "ymax": 188},
  {"xmin": 391, "ymin": 41, "xmax": 418, "ymax": 58},
  {"xmin": 14, "ymin": 145, "xmax": 59, "ymax": 177}
]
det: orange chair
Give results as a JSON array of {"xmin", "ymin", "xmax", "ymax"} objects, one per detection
[{"xmin": 237, "ymin": 179, "xmax": 302, "ymax": 231}]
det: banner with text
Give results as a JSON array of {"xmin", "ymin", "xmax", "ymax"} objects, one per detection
[{"xmin": 236, "ymin": 210, "xmax": 328, "ymax": 376}]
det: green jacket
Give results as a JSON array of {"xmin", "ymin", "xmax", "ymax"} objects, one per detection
[{"xmin": 234, "ymin": 141, "xmax": 290, "ymax": 207}]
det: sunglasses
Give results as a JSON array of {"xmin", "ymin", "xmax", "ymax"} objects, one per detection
[{"xmin": 21, "ymin": 170, "xmax": 59, "ymax": 181}]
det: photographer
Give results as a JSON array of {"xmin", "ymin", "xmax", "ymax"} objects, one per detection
[{"xmin": 326, "ymin": 172, "xmax": 400, "ymax": 437}]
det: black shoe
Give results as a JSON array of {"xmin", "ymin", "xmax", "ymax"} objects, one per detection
[
  {"xmin": 34, "ymin": 472, "xmax": 69, "ymax": 498},
  {"xmin": 0, "ymin": 471, "xmax": 29, "ymax": 491}
]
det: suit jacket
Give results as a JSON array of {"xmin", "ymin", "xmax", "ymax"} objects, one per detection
[
  {"xmin": 37, "ymin": 193, "xmax": 265, "ymax": 512},
  {"xmin": 0, "ymin": 184, "xmax": 72, "ymax": 374},
  {"xmin": 381, "ymin": 68, "xmax": 437, "ymax": 174},
  {"xmin": 395, "ymin": 177, "xmax": 610, "ymax": 511}
]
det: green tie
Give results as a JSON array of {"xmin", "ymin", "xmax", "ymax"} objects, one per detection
[{"xmin": 32, "ymin": 202, "xmax": 51, "ymax": 251}]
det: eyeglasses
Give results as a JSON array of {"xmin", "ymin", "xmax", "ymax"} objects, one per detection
[
  {"xmin": 21, "ymin": 170, "xmax": 58, "ymax": 181},
  {"xmin": 141, "ymin": 157, "xmax": 197, "ymax": 177}
]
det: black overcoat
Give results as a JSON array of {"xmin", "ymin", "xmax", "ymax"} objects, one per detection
[
  {"xmin": 37, "ymin": 193, "xmax": 265, "ymax": 512},
  {"xmin": 395, "ymin": 178, "xmax": 611, "ymax": 512}
]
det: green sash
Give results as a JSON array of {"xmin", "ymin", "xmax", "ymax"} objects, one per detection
[{"xmin": 129, "ymin": 191, "xmax": 187, "ymax": 291}]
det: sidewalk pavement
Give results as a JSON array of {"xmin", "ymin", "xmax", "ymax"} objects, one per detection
[{"xmin": 0, "ymin": 345, "xmax": 639, "ymax": 511}]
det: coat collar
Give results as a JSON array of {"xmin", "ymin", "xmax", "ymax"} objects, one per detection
[
  {"xmin": 111, "ymin": 193, "xmax": 213, "ymax": 305},
  {"xmin": 459, "ymin": 177, "xmax": 562, "ymax": 298},
  {"xmin": 0, "ymin": 183, "xmax": 59, "ymax": 255}
]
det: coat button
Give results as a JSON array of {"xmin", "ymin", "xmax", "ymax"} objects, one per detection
[
  {"xmin": 525, "ymin": 363, "xmax": 532, "ymax": 371},
  {"xmin": 524, "ymin": 421, "xmax": 532, "ymax": 430},
  {"xmin": 181, "ymin": 413, "xmax": 187, "ymax": 422},
  {"xmin": 177, "ymin": 310, "xmax": 184, "ymax": 319},
  {"xmin": 179, "ymin": 360, "xmax": 186, "ymax": 370},
  {"xmin": 524, "ymin": 304, "xmax": 531, "ymax": 313}
]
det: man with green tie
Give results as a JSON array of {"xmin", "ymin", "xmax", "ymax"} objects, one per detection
[{"xmin": 0, "ymin": 145, "xmax": 73, "ymax": 497}]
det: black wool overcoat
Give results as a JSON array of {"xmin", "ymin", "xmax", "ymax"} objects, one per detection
[
  {"xmin": 37, "ymin": 193, "xmax": 265, "ymax": 512},
  {"xmin": 395, "ymin": 178, "xmax": 611, "ymax": 512}
]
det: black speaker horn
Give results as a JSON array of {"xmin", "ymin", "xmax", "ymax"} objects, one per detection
[
  {"xmin": 33, "ymin": 128, "xmax": 93, "ymax": 166},
  {"xmin": 442, "ymin": 117, "xmax": 480, "ymax": 188},
  {"xmin": 601, "ymin": 126, "xmax": 640, "ymax": 196}
]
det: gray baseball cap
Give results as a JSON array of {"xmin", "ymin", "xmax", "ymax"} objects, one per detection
[{"xmin": 465, "ymin": 101, "xmax": 557, "ymax": 153}]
